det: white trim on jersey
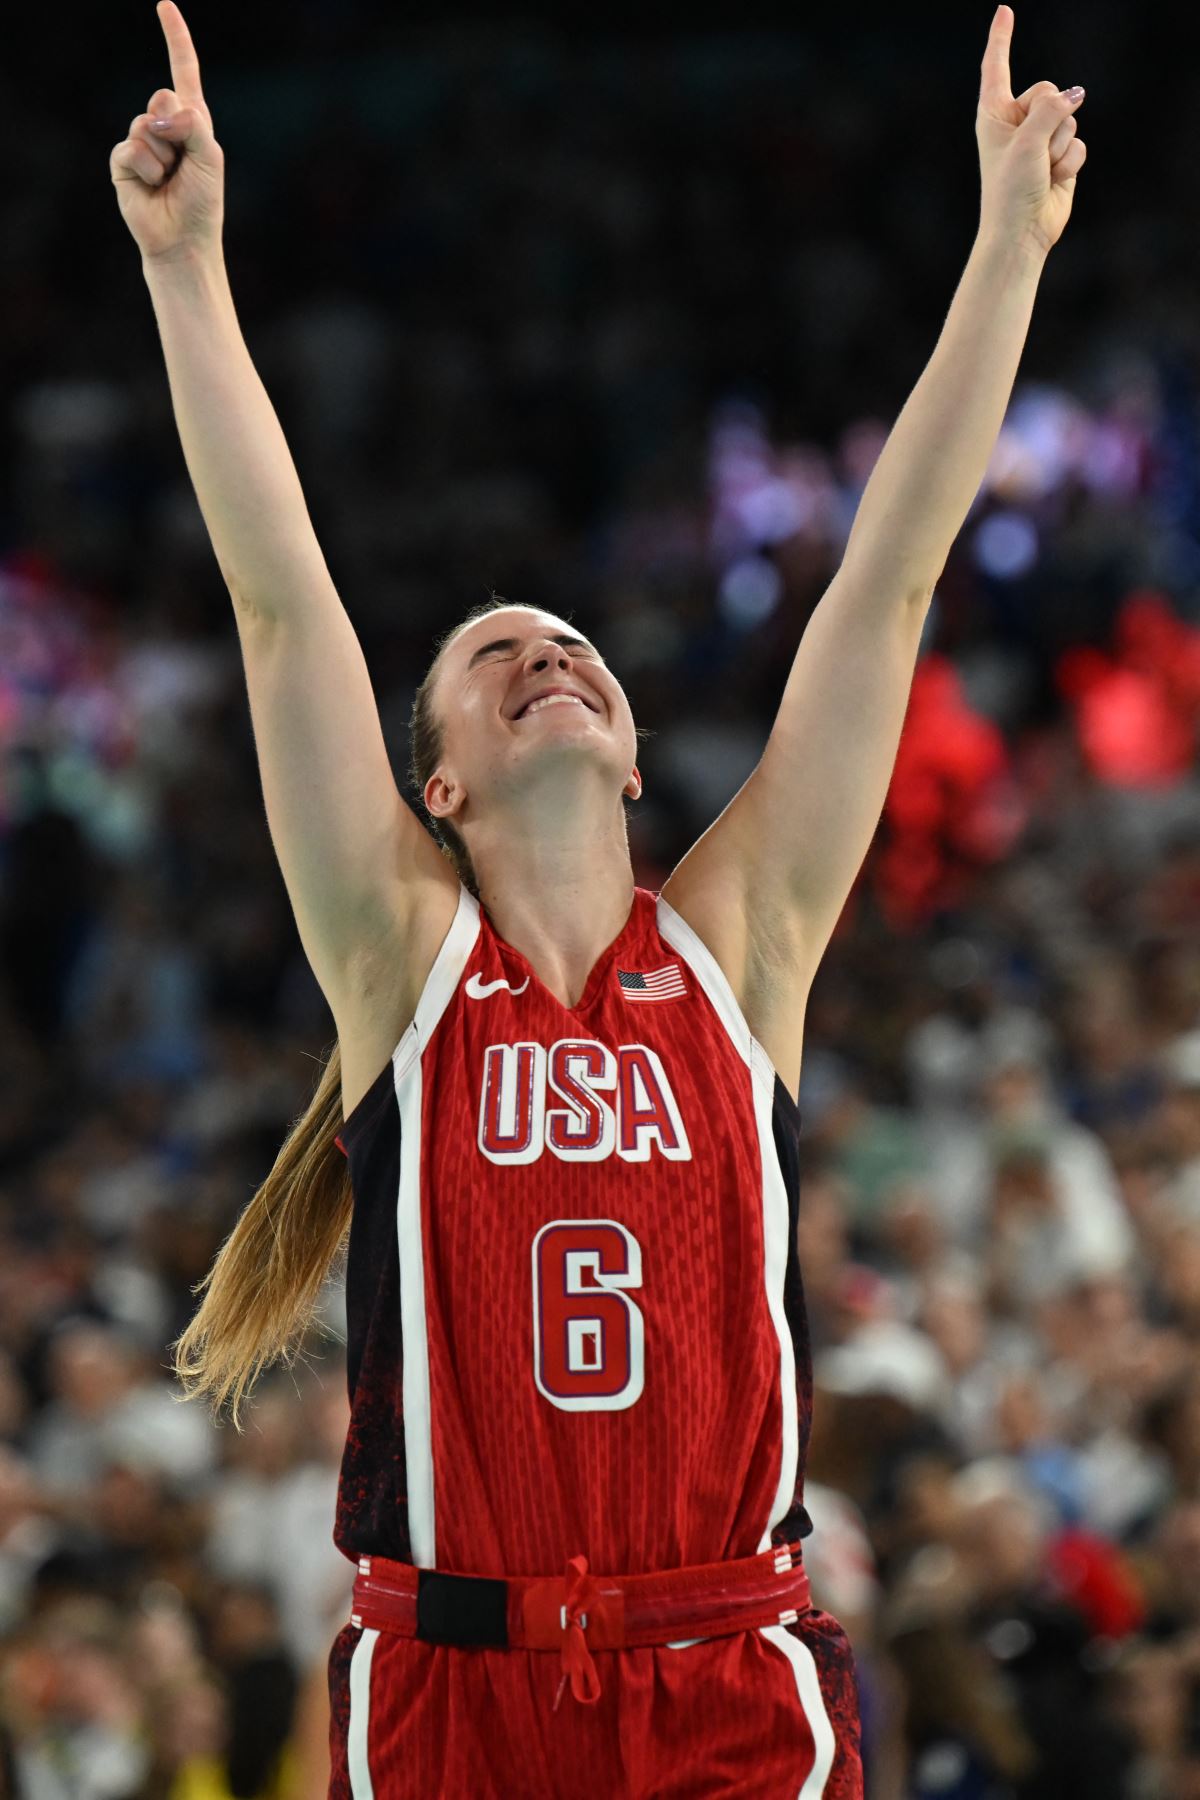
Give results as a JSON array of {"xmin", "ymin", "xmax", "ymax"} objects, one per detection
[
  {"xmin": 346, "ymin": 887, "xmax": 480, "ymax": 1781},
  {"xmin": 396, "ymin": 1053, "xmax": 436, "ymax": 1567},
  {"xmin": 348, "ymin": 1626, "xmax": 379, "ymax": 1798},
  {"xmin": 655, "ymin": 896, "xmax": 754, "ymax": 1063},
  {"xmin": 414, "ymin": 884, "xmax": 482, "ymax": 1053},
  {"xmin": 750, "ymin": 1034, "xmax": 802, "ymax": 1548},
  {"xmin": 655, "ymin": 896, "xmax": 801, "ymax": 1552},
  {"xmin": 395, "ymin": 883, "xmax": 482, "ymax": 1570},
  {"xmin": 758, "ymin": 1624, "xmax": 837, "ymax": 1798}
]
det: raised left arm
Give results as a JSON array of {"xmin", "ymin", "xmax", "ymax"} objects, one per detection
[
  {"xmin": 732, "ymin": 224, "xmax": 1050, "ymax": 958},
  {"xmin": 665, "ymin": 8, "xmax": 1088, "ymax": 1003}
]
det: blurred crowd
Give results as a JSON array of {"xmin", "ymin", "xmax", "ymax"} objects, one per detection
[{"xmin": 0, "ymin": 10, "xmax": 1199, "ymax": 1798}]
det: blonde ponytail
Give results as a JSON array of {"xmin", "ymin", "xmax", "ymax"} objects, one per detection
[
  {"xmin": 170, "ymin": 1039, "xmax": 351, "ymax": 1429},
  {"xmin": 170, "ymin": 594, "xmax": 518, "ymax": 1426}
]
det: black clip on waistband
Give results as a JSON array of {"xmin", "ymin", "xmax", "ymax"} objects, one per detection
[{"xmin": 416, "ymin": 1569, "xmax": 510, "ymax": 1648}]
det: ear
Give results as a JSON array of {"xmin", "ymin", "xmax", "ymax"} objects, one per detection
[
  {"xmin": 624, "ymin": 764, "xmax": 643, "ymax": 802},
  {"xmin": 424, "ymin": 770, "xmax": 465, "ymax": 821}
]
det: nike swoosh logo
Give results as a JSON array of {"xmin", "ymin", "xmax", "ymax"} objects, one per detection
[{"xmin": 465, "ymin": 973, "xmax": 530, "ymax": 1000}]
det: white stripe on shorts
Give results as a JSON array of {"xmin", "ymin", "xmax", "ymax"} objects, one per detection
[
  {"xmin": 348, "ymin": 1627, "xmax": 378, "ymax": 1799},
  {"xmin": 759, "ymin": 1623, "xmax": 836, "ymax": 1798}
]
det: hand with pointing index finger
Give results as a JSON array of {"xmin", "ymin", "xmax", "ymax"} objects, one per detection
[
  {"xmin": 109, "ymin": 1, "xmax": 225, "ymax": 267},
  {"xmin": 977, "ymin": 4, "xmax": 1088, "ymax": 257}
]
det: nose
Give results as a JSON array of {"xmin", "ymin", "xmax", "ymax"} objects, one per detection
[{"xmin": 527, "ymin": 642, "xmax": 571, "ymax": 672}]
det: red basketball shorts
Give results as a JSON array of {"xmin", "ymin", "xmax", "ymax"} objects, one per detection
[{"xmin": 326, "ymin": 1605, "xmax": 863, "ymax": 1798}]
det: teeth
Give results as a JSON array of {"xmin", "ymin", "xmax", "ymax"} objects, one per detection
[{"xmin": 523, "ymin": 694, "xmax": 585, "ymax": 716}]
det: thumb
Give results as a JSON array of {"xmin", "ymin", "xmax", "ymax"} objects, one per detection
[
  {"xmin": 1023, "ymin": 85, "xmax": 1085, "ymax": 140},
  {"xmin": 149, "ymin": 107, "xmax": 215, "ymax": 156}
]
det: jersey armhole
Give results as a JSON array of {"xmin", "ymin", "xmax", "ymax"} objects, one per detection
[
  {"xmin": 339, "ymin": 882, "xmax": 481, "ymax": 1154},
  {"xmin": 655, "ymin": 893, "xmax": 794, "ymax": 1109}
]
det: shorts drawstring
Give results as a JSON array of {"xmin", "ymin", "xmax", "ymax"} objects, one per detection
[
  {"xmin": 551, "ymin": 1553, "xmax": 602, "ymax": 1712},
  {"xmin": 350, "ymin": 1540, "xmax": 813, "ymax": 1717}
]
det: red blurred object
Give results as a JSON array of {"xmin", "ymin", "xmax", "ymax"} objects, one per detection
[
  {"xmin": 1046, "ymin": 1526, "xmax": 1147, "ymax": 1640},
  {"xmin": 1056, "ymin": 590, "xmax": 1200, "ymax": 787},
  {"xmin": 878, "ymin": 653, "xmax": 1024, "ymax": 929},
  {"xmin": 834, "ymin": 1264, "xmax": 890, "ymax": 1318}
]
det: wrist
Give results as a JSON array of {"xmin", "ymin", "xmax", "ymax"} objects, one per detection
[
  {"xmin": 142, "ymin": 241, "xmax": 225, "ymax": 284},
  {"xmin": 975, "ymin": 215, "xmax": 1052, "ymax": 265},
  {"xmin": 141, "ymin": 246, "xmax": 232, "ymax": 319}
]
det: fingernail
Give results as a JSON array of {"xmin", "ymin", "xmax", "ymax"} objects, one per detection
[
  {"xmin": 150, "ymin": 117, "xmax": 173, "ymax": 130},
  {"xmin": 1061, "ymin": 85, "xmax": 1085, "ymax": 102}
]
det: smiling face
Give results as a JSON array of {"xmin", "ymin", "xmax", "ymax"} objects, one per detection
[{"xmin": 422, "ymin": 607, "xmax": 641, "ymax": 835}]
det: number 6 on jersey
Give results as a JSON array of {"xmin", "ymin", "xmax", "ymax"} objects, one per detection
[{"xmin": 532, "ymin": 1220, "xmax": 645, "ymax": 1412}]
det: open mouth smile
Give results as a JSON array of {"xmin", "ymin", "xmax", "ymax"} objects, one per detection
[{"xmin": 513, "ymin": 692, "xmax": 599, "ymax": 720}]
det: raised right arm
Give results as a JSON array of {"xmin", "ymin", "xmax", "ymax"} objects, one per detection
[
  {"xmin": 141, "ymin": 250, "xmax": 456, "ymax": 998},
  {"xmin": 112, "ymin": 4, "xmax": 457, "ymax": 1021}
]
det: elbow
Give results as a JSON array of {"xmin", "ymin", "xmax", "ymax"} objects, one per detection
[
  {"xmin": 837, "ymin": 549, "xmax": 938, "ymax": 616},
  {"xmin": 906, "ymin": 583, "xmax": 936, "ymax": 614}
]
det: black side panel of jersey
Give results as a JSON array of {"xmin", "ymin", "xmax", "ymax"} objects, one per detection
[
  {"xmin": 770, "ymin": 1074, "xmax": 814, "ymax": 1546},
  {"xmin": 334, "ymin": 1059, "xmax": 412, "ymax": 1563}
]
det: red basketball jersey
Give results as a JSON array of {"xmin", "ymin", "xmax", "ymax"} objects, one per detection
[{"xmin": 334, "ymin": 884, "xmax": 813, "ymax": 1580}]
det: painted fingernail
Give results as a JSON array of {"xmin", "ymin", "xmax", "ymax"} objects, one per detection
[{"xmin": 1061, "ymin": 86, "xmax": 1085, "ymax": 102}]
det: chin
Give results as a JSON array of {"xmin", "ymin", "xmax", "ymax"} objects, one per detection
[{"xmin": 498, "ymin": 735, "xmax": 628, "ymax": 795}]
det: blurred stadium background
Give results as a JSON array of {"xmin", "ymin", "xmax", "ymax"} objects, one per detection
[{"xmin": 1, "ymin": 0, "xmax": 1199, "ymax": 1794}]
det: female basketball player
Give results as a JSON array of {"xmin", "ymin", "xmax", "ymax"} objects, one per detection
[{"xmin": 111, "ymin": 5, "xmax": 1085, "ymax": 1793}]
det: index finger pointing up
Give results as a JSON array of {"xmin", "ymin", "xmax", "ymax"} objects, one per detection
[
  {"xmin": 157, "ymin": 0, "xmax": 205, "ymax": 107},
  {"xmin": 980, "ymin": 4, "xmax": 1015, "ymax": 108}
]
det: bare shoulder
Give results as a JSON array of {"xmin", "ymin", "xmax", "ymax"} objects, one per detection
[
  {"xmin": 331, "ymin": 857, "xmax": 463, "ymax": 1123},
  {"xmin": 659, "ymin": 851, "xmax": 814, "ymax": 1104}
]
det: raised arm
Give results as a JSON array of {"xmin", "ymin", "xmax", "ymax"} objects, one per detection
[
  {"xmin": 110, "ymin": 3, "xmax": 456, "ymax": 1022},
  {"xmin": 664, "ymin": 7, "xmax": 1087, "ymax": 1029}
]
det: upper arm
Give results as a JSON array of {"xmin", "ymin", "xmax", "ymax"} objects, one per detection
[
  {"xmin": 746, "ymin": 572, "xmax": 931, "ymax": 956},
  {"xmin": 663, "ymin": 573, "xmax": 930, "ymax": 991},
  {"xmin": 233, "ymin": 590, "xmax": 458, "ymax": 1009}
]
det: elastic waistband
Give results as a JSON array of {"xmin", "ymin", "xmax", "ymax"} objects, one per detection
[{"xmin": 350, "ymin": 1542, "xmax": 811, "ymax": 1712}]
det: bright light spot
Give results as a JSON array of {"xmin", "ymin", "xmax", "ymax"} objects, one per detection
[
  {"xmin": 718, "ymin": 557, "xmax": 783, "ymax": 629},
  {"xmin": 973, "ymin": 511, "xmax": 1039, "ymax": 580},
  {"xmin": 737, "ymin": 476, "xmax": 812, "ymax": 545}
]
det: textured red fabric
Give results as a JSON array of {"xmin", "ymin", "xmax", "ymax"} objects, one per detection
[
  {"xmin": 334, "ymin": 888, "xmax": 812, "ymax": 1578},
  {"xmin": 432, "ymin": 891, "xmax": 776, "ymax": 1573},
  {"xmin": 327, "ymin": 885, "xmax": 859, "ymax": 1794},
  {"xmin": 327, "ymin": 1608, "xmax": 863, "ymax": 1798}
]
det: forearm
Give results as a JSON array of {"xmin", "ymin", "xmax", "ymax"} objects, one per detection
[
  {"xmin": 142, "ymin": 248, "xmax": 334, "ymax": 619},
  {"xmin": 842, "ymin": 228, "xmax": 1048, "ymax": 600}
]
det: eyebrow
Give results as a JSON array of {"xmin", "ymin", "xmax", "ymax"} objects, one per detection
[{"xmin": 465, "ymin": 633, "xmax": 596, "ymax": 669}]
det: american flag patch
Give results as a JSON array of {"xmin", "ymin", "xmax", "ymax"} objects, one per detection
[{"xmin": 617, "ymin": 963, "xmax": 687, "ymax": 1002}]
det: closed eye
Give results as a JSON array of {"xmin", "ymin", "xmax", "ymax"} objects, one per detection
[{"xmin": 469, "ymin": 634, "xmax": 599, "ymax": 668}]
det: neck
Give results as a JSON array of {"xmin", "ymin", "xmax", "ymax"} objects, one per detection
[{"xmin": 465, "ymin": 790, "xmax": 636, "ymax": 1009}]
